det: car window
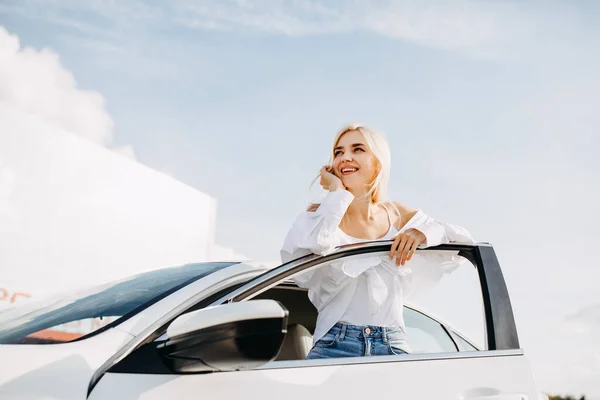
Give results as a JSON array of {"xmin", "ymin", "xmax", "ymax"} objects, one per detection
[
  {"xmin": 401, "ymin": 250, "xmax": 485, "ymax": 350},
  {"xmin": 404, "ymin": 307, "xmax": 457, "ymax": 353},
  {"xmin": 238, "ymin": 248, "xmax": 484, "ymax": 360},
  {"xmin": 0, "ymin": 262, "xmax": 236, "ymax": 344},
  {"xmin": 253, "ymin": 284, "xmax": 462, "ymax": 360}
]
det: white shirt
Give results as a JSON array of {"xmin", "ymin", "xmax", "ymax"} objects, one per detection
[{"xmin": 280, "ymin": 190, "xmax": 475, "ymax": 345}]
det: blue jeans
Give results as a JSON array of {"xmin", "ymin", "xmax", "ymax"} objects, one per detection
[{"xmin": 306, "ymin": 322, "xmax": 410, "ymax": 359}]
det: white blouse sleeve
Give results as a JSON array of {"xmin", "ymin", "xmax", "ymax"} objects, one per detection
[
  {"xmin": 279, "ymin": 190, "xmax": 356, "ymax": 310},
  {"xmin": 280, "ymin": 189, "xmax": 355, "ymax": 263},
  {"xmin": 405, "ymin": 211, "xmax": 476, "ymax": 247}
]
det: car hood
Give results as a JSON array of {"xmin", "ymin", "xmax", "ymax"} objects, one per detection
[{"xmin": 0, "ymin": 327, "xmax": 133, "ymax": 400}]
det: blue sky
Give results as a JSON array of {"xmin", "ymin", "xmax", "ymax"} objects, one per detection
[{"xmin": 1, "ymin": 1, "xmax": 599, "ymax": 397}]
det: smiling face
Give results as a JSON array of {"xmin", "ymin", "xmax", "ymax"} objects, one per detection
[{"xmin": 332, "ymin": 130, "xmax": 380, "ymax": 194}]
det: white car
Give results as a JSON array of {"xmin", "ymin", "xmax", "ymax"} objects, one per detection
[{"xmin": 0, "ymin": 242, "xmax": 543, "ymax": 399}]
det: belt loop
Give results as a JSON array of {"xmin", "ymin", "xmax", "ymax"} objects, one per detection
[
  {"xmin": 339, "ymin": 323, "xmax": 347, "ymax": 341},
  {"xmin": 382, "ymin": 327, "xmax": 388, "ymax": 344}
]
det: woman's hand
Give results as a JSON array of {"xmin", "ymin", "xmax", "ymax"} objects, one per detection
[
  {"xmin": 389, "ymin": 229, "xmax": 426, "ymax": 266},
  {"xmin": 320, "ymin": 166, "xmax": 345, "ymax": 191}
]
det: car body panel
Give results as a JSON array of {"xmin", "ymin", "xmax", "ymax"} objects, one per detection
[{"xmin": 90, "ymin": 351, "xmax": 538, "ymax": 400}]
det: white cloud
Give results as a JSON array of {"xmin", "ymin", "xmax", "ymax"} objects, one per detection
[
  {"xmin": 173, "ymin": 0, "xmax": 508, "ymax": 52},
  {"xmin": 0, "ymin": 24, "xmax": 138, "ymax": 162},
  {"xmin": 3, "ymin": 1, "xmax": 586, "ymax": 63},
  {"xmin": 0, "ymin": 1, "xmax": 523, "ymax": 56},
  {"xmin": 0, "ymin": 26, "xmax": 114, "ymax": 145}
]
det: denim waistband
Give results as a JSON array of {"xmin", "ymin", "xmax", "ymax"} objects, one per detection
[{"xmin": 329, "ymin": 322, "xmax": 406, "ymax": 340}]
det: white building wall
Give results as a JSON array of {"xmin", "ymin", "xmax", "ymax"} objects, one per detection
[{"xmin": 0, "ymin": 104, "xmax": 217, "ymax": 308}]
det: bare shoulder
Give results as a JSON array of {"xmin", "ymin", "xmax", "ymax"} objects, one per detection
[
  {"xmin": 391, "ymin": 201, "xmax": 418, "ymax": 218},
  {"xmin": 306, "ymin": 203, "xmax": 320, "ymax": 212},
  {"xmin": 385, "ymin": 201, "xmax": 418, "ymax": 228}
]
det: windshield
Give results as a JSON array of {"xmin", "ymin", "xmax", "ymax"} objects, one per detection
[{"xmin": 0, "ymin": 262, "xmax": 237, "ymax": 344}]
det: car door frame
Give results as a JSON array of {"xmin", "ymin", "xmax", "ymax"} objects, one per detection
[{"xmin": 216, "ymin": 241, "xmax": 519, "ymax": 352}]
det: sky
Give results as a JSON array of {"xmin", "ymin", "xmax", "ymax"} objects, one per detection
[{"xmin": 1, "ymin": 0, "xmax": 599, "ymax": 397}]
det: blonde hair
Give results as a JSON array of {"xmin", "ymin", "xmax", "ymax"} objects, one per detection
[{"xmin": 309, "ymin": 123, "xmax": 392, "ymax": 208}]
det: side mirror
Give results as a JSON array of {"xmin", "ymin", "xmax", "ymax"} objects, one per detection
[{"xmin": 158, "ymin": 299, "xmax": 289, "ymax": 373}]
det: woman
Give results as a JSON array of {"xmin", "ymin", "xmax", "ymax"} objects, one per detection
[{"xmin": 280, "ymin": 124, "xmax": 475, "ymax": 359}]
